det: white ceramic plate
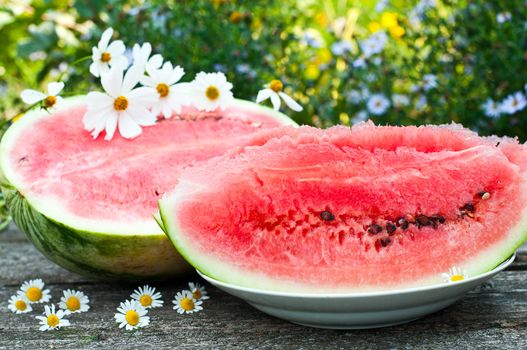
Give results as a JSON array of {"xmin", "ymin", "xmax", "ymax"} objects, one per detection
[{"xmin": 198, "ymin": 254, "xmax": 515, "ymax": 329}]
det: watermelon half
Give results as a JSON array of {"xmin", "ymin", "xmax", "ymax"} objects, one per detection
[
  {"xmin": 0, "ymin": 96, "xmax": 295, "ymax": 280},
  {"xmin": 159, "ymin": 123, "xmax": 527, "ymax": 292}
]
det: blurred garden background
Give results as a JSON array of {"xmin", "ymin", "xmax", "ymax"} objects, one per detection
[{"xmin": 1, "ymin": 0, "xmax": 527, "ymax": 139}]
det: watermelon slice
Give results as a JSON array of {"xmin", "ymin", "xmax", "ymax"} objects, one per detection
[
  {"xmin": 159, "ymin": 123, "xmax": 527, "ymax": 292},
  {"xmin": 0, "ymin": 96, "xmax": 295, "ymax": 279}
]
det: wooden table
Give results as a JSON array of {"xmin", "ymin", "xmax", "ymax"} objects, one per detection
[{"xmin": 1, "ymin": 225, "xmax": 526, "ymax": 349}]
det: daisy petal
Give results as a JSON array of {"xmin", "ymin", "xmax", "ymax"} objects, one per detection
[
  {"xmin": 279, "ymin": 92, "xmax": 303, "ymax": 112},
  {"xmin": 118, "ymin": 112, "xmax": 142, "ymax": 139},
  {"xmin": 20, "ymin": 89, "xmax": 46, "ymax": 104},
  {"xmin": 101, "ymin": 67, "xmax": 124, "ymax": 97},
  {"xmin": 270, "ymin": 93, "xmax": 281, "ymax": 111},
  {"xmin": 107, "ymin": 40, "xmax": 126, "ymax": 57},
  {"xmin": 256, "ymin": 88, "xmax": 273, "ymax": 103},
  {"xmin": 121, "ymin": 65, "xmax": 143, "ymax": 95},
  {"xmin": 47, "ymin": 82, "xmax": 65, "ymax": 96},
  {"xmin": 98, "ymin": 28, "xmax": 114, "ymax": 51}
]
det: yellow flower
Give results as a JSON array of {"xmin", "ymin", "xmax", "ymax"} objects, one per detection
[
  {"xmin": 314, "ymin": 12, "xmax": 328, "ymax": 27},
  {"xmin": 381, "ymin": 12, "xmax": 398, "ymax": 28},
  {"xmin": 339, "ymin": 113, "xmax": 350, "ymax": 125},
  {"xmin": 229, "ymin": 11, "xmax": 243, "ymax": 24},
  {"xmin": 389, "ymin": 25, "xmax": 405, "ymax": 39},
  {"xmin": 368, "ymin": 22, "xmax": 382, "ymax": 33},
  {"xmin": 314, "ymin": 48, "xmax": 332, "ymax": 65},
  {"xmin": 304, "ymin": 64, "xmax": 320, "ymax": 80}
]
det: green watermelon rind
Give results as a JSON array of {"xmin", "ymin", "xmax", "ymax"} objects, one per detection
[
  {"xmin": 158, "ymin": 157, "xmax": 527, "ymax": 293},
  {"xmin": 0, "ymin": 96, "xmax": 296, "ymax": 280}
]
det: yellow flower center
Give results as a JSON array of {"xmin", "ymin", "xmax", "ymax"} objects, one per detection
[
  {"xmin": 47, "ymin": 314, "xmax": 60, "ymax": 327},
  {"xmin": 269, "ymin": 79, "xmax": 283, "ymax": 93},
  {"xmin": 113, "ymin": 96, "xmax": 128, "ymax": 111},
  {"xmin": 101, "ymin": 52, "xmax": 112, "ymax": 63},
  {"xmin": 179, "ymin": 298, "xmax": 195, "ymax": 311},
  {"xmin": 26, "ymin": 287, "xmax": 42, "ymax": 302},
  {"xmin": 125, "ymin": 310, "xmax": 140, "ymax": 326},
  {"xmin": 139, "ymin": 295, "xmax": 153, "ymax": 307},
  {"xmin": 156, "ymin": 83, "xmax": 170, "ymax": 98},
  {"xmin": 192, "ymin": 290, "xmax": 202, "ymax": 300},
  {"xmin": 205, "ymin": 86, "xmax": 220, "ymax": 101},
  {"xmin": 15, "ymin": 300, "xmax": 27, "ymax": 311},
  {"xmin": 451, "ymin": 275, "xmax": 464, "ymax": 282},
  {"xmin": 229, "ymin": 11, "xmax": 243, "ymax": 23},
  {"xmin": 66, "ymin": 296, "xmax": 81, "ymax": 311},
  {"xmin": 44, "ymin": 95, "xmax": 57, "ymax": 108}
]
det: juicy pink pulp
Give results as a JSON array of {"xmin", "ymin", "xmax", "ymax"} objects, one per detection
[
  {"xmin": 9, "ymin": 104, "xmax": 285, "ymax": 223},
  {"xmin": 173, "ymin": 124, "xmax": 527, "ymax": 289}
]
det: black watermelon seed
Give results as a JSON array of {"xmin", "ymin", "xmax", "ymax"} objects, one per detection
[
  {"xmin": 386, "ymin": 222, "xmax": 397, "ymax": 235},
  {"xmin": 416, "ymin": 215, "xmax": 431, "ymax": 227},
  {"xmin": 396, "ymin": 217, "xmax": 409, "ymax": 230},
  {"xmin": 430, "ymin": 215, "xmax": 446, "ymax": 224},
  {"xmin": 461, "ymin": 202, "xmax": 475, "ymax": 212},
  {"xmin": 367, "ymin": 224, "xmax": 383, "ymax": 235},
  {"xmin": 379, "ymin": 237, "xmax": 392, "ymax": 247},
  {"xmin": 320, "ymin": 211, "xmax": 335, "ymax": 222}
]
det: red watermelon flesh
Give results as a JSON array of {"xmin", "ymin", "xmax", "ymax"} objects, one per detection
[
  {"xmin": 159, "ymin": 123, "xmax": 527, "ymax": 292},
  {"xmin": 2, "ymin": 98, "xmax": 295, "ymax": 235}
]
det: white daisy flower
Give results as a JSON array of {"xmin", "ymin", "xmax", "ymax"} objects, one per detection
[
  {"xmin": 256, "ymin": 79, "xmax": 303, "ymax": 112},
  {"xmin": 374, "ymin": 0, "xmax": 388, "ymax": 12},
  {"xmin": 7, "ymin": 293, "xmax": 32, "ymax": 314},
  {"xmin": 352, "ymin": 110, "xmax": 369, "ymax": 124},
  {"xmin": 58, "ymin": 289, "xmax": 90, "ymax": 314},
  {"xmin": 346, "ymin": 90, "xmax": 363, "ymax": 104},
  {"xmin": 359, "ymin": 31, "xmax": 388, "ymax": 58},
  {"xmin": 352, "ymin": 57, "xmax": 367, "ymax": 68},
  {"xmin": 496, "ymin": 12, "xmax": 512, "ymax": 24},
  {"xmin": 140, "ymin": 62, "xmax": 189, "ymax": 118},
  {"xmin": 172, "ymin": 290, "xmax": 203, "ymax": 314},
  {"xmin": 189, "ymin": 72, "xmax": 234, "ymax": 112},
  {"xmin": 366, "ymin": 93, "xmax": 390, "ymax": 115},
  {"xmin": 114, "ymin": 300, "xmax": 150, "ymax": 331},
  {"xmin": 442, "ymin": 266, "xmax": 468, "ymax": 283},
  {"xmin": 422, "ymin": 74, "xmax": 438, "ymax": 91},
  {"xmin": 20, "ymin": 81, "xmax": 64, "ymax": 109},
  {"xmin": 188, "ymin": 282, "xmax": 209, "ymax": 301},
  {"xmin": 301, "ymin": 29, "xmax": 324, "ymax": 48},
  {"xmin": 132, "ymin": 42, "xmax": 163, "ymax": 72},
  {"xmin": 83, "ymin": 65, "xmax": 158, "ymax": 140},
  {"xmin": 330, "ymin": 40, "xmax": 352, "ymax": 56},
  {"xmin": 20, "ymin": 279, "xmax": 51, "ymax": 304},
  {"xmin": 131, "ymin": 285, "xmax": 164, "ymax": 309},
  {"xmin": 393, "ymin": 94, "xmax": 410, "ymax": 107},
  {"xmin": 89, "ymin": 27, "xmax": 129, "ymax": 78},
  {"xmin": 36, "ymin": 305, "xmax": 70, "ymax": 331},
  {"xmin": 500, "ymin": 92, "xmax": 527, "ymax": 114},
  {"xmin": 482, "ymin": 98, "xmax": 501, "ymax": 118}
]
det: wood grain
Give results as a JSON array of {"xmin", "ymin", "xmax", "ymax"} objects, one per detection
[{"xmin": 1, "ymin": 225, "xmax": 526, "ymax": 350}]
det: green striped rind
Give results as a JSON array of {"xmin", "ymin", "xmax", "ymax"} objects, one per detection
[{"xmin": 2, "ymin": 183, "xmax": 191, "ymax": 281}]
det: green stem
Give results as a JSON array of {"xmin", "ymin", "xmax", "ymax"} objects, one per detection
[{"xmin": 57, "ymin": 55, "xmax": 92, "ymax": 82}]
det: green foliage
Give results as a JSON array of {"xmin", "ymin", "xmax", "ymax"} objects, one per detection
[{"xmin": 1, "ymin": 0, "xmax": 527, "ymax": 139}]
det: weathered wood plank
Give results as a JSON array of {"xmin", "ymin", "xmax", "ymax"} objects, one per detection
[{"xmin": 1, "ymin": 225, "xmax": 526, "ymax": 349}]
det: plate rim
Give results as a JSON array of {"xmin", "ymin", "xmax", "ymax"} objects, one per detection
[{"xmin": 197, "ymin": 254, "xmax": 515, "ymax": 299}]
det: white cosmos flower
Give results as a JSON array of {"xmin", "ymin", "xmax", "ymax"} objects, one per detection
[
  {"xmin": 172, "ymin": 290, "xmax": 203, "ymax": 314},
  {"xmin": 7, "ymin": 293, "xmax": 32, "ymax": 314},
  {"xmin": 422, "ymin": 74, "xmax": 438, "ymax": 91},
  {"xmin": 352, "ymin": 56, "xmax": 367, "ymax": 68},
  {"xmin": 132, "ymin": 42, "xmax": 163, "ymax": 72},
  {"xmin": 89, "ymin": 28, "xmax": 129, "ymax": 78},
  {"xmin": 131, "ymin": 285, "xmax": 164, "ymax": 309},
  {"xmin": 500, "ymin": 92, "xmax": 527, "ymax": 114},
  {"xmin": 20, "ymin": 82, "xmax": 64, "ymax": 109},
  {"xmin": 360, "ymin": 31, "xmax": 388, "ymax": 58},
  {"xmin": 442, "ymin": 266, "xmax": 467, "ymax": 283},
  {"xmin": 140, "ymin": 62, "xmax": 189, "ymax": 118},
  {"xmin": 482, "ymin": 98, "xmax": 501, "ymax": 118},
  {"xmin": 188, "ymin": 282, "xmax": 209, "ymax": 301},
  {"xmin": 58, "ymin": 289, "xmax": 90, "ymax": 314},
  {"xmin": 496, "ymin": 12, "xmax": 512, "ymax": 24},
  {"xmin": 115, "ymin": 300, "xmax": 150, "ymax": 330},
  {"xmin": 393, "ymin": 94, "xmax": 410, "ymax": 107},
  {"xmin": 256, "ymin": 79, "xmax": 303, "ymax": 112},
  {"xmin": 83, "ymin": 65, "xmax": 158, "ymax": 141},
  {"xmin": 36, "ymin": 305, "xmax": 71, "ymax": 331},
  {"xmin": 20, "ymin": 279, "xmax": 51, "ymax": 304},
  {"xmin": 366, "ymin": 93, "xmax": 390, "ymax": 115},
  {"xmin": 190, "ymin": 72, "xmax": 234, "ymax": 111}
]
